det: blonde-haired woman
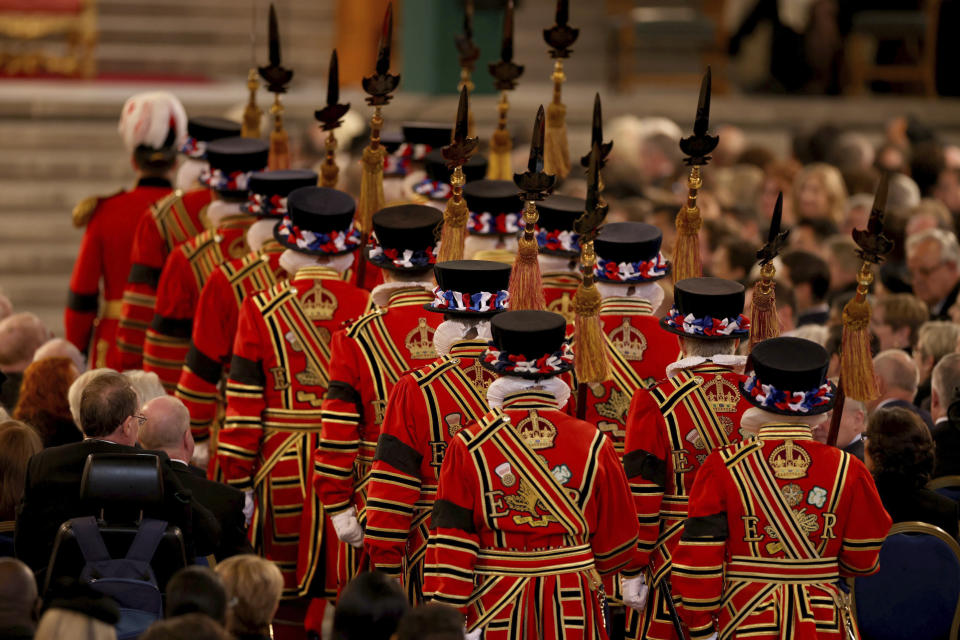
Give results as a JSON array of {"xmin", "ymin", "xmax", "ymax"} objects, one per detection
[
  {"xmin": 215, "ymin": 554, "xmax": 283, "ymax": 640},
  {"xmin": 34, "ymin": 607, "xmax": 116, "ymax": 640},
  {"xmin": 793, "ymin": 162, "xmax": 847, "ymax": 226}
]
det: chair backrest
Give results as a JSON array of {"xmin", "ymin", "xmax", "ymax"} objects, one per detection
[
  {"xmin": 852, "ymin": 521, "xmax": 960, "ymax": 640},
  {"xmin": 81, "ymin": 453, "xmax": 163, "ymax": 510}
]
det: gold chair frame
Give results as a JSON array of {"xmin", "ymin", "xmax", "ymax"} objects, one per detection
[{"xmin": 0, "ymin": 0, "xmax": 97, "ymax": 77}]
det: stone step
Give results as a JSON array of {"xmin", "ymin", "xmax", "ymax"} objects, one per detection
[
  {"xmin": 0, "ymin": 209, "xmax": 81, "ymax": 241},
  {"xmin": 0, "ymin": 179, "xmax": 127, "ymax": 211},
  {"xmin": 0, "ymin": 121, "xmax": 125, "ymax": 150},
  {"xmin": 0, "ymin": 243, "xmax": 79, "ymax": 275},
  {"xmin": 0, "ymin": 149, "xmax": 130, "ymax": 180}
]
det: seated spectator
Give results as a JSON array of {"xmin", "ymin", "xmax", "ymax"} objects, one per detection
[
  {"xmin": 914, "ymin": 321, "xmax": 960, "ymax": 409},
  {"xmin": 67, "ymin": 368, "xmax": 117, "ymax": 427},
  {"xmin": 788, "ymin": 323, "xmax": 829, "ymax": 346},
  {"xmin": 788, "ymin": 217, "xmax": 838, "ymax": 255},
  {"xmin": 33, "ymin": 338, "xmax": 86, "ymax": 374},
  {"xmin": 13, "ymin": 357, "xmax": 82, "ymax": 448},
  {"xmin": 165, "ymin": 566, "xmax": 228, "ymax": 624},
  {"xmin": 0, "ymin": 558, "xmax": 40, "ymax": 639},
  {"xmin": 0, "ymin": 420, "xmax": 42, "ymax": 556},
  {"xmin": 395, "ymin": 603, "xmax": 465, "ymax": 640},
  {"xmin": 906, "ymin": 229, "xmax": 960, "ymax": 320},
  {"xmin": 34, "ymin": 582, "xmax": 119, "ymax": 640},
  {"xmin": 865, "ymin": 407, "xmax": 959, "ymax": 538},
  {"xmin": 710, "ymin": 236, "xmax": 756, "ymax": 284},
  {"xmin": 333, "ymin": 571, "xmax": 409, "ymax": 640},
  {"xmin": 781, "ymin": 251, "xmax": 831, "ymax": 326},
  {"xmin": 824, "ymin": 235, "xmax": 860, "ymax": 304},
  {"xmin": 216, "ymin": 555, "xmax": 283, "ymax": 640},
  {"xmin": 813, "ymin": 399, "xmax": 867, "ymax": 461},
  {"xmin": 905, "ymin": 199, "xmax": 954, "ymax": 237},
  {"xmin": 141, "ymin": 613, "xmax": 231, "ymax": 640},
  {"xmin": 792, "ymin": 163, "xmax": 847, "ymax": 226},
  {"xmin": 871, "ymin": 293, "xmax": 929, "ymax": 353},
  {"xmin": 15, "ymin": 372, "xmax": 220, "ymax": 572},
  {"xmin": 930, "ymin": 353, "xmax": 960, "ymax": 478},
  {"xmin": 886, "ymin": 172, "xmax": 921, "ymax": 218},
  {"xmin": 0, "ymin": 313, "xmax": 51, "ymax": 412},
  {"xmin": 841, "ymin": 193, "xmax": 873, "ymax": 236},
  {"xmin": 869, "ymin": 349, "xmax": 933, "ymax": 429},
  {"xmin": 123, "ymin": 370, "xmax": 166, "ymax": 407},
  {"xmin": 139, "ymin": 396, "xmax": 250, "ymax": 560}
]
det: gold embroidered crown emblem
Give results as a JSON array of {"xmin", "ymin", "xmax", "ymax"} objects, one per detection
[
  {"xmin": 596, "ymin": 388, "xmax": 631, "ymax": 423},
  {"xmin": 608, "ymin": 318, "xmax": 648, "ymax": 362},
  {"xmin": 548, "ymin": 294, "xmax": 576, "ymax": 324},
  {"xmin": 703, "ymin": 376, "xmax": 740, "ymax": 413},
  {"xmin": 405, "ymin": 318, "xmax": 437, "ymax": 360},
  {"xmin": 768, "ymin": 440, "xmax": 811, "ymax": 479},
  {"xmin": 515, "ymin": 410, "xmax": 558, "ymax": 450},
  {"xmin": 302, "ymin": 281, "xmax": 339, "ymax": 321}
]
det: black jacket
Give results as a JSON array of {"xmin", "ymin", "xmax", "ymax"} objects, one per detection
[
  {"xmin": 881, "ymin": 399, "xmax": 934, "ymax": 431},
  {"xmin": 14, "ymin": 439, "xmax": 221, "ymax": 572},
  {"xmin": 168, "ymin": 461, "xmax": 252, "ymax": 560},
  {"xmin": 843, "ymin": 437, "xmax": 864, "ymax": 462},
  {"xmin": 932, "ymin": 280, "xmax": 960, "ymax": 321},
  {"xmin": 933, "ymin": 419, "xmax": 960, "ymax": 478},
  {"xmin": 875, "ymin": 475, "xmax": 959, "ymax": 538}
]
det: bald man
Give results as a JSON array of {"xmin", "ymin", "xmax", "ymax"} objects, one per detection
[
  {"xmin": 0, "ymin": 558, "xmax": 40, "ymax": 639},
  {"xmin": 869, "ymin": 349, "xmax": 934, "ymax": 430},
  {"xmin": 0, "ymin": 312, "xmax": 51, "ymax": 411},
  {"xmin": 139, "ymin": 396, "xmax": 251, "ymax": 560}
]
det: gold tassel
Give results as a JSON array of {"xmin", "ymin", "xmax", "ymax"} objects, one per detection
[
  {"xmin": 840, "ymin": 263, "xmax": 879, "ymax": 402},
  {"xmin": 357, "ymin": 108, "xmax": 386, "ymax": 235},
  {"xmin": 573, "ymin": 240, "xmax": 609, "ymax": 383},
  {"xmin": 242, "ymin": 68, "xmax": 262, "ymax": 139},
  {"xmin": 543, "ymin": 60, "xmax": 570, "ymax": 180},
  {"xmin": 486, "ymin": 92, "xmax": 513, "ymax": 180},
  {"xmin": 268, "ymin": 93, "xmax": 290, "ymax": 170},
  {"xmin": 749, "ymin": 262, "xmax": 780, "ymax": 352},
  {"xmin": 509, "ymin": 201, "xmax": 546, "ymax": 310},
  {"xmin": 673, "ymin": 165, "xmax": 703, "ymax": 283},
  {"xmin": 320, "ymin": 131, "xmax": 339, "ymax": 188},
  {"xmin": 438, "ymin": 166, "xmax": 469, "ymax": 262}
]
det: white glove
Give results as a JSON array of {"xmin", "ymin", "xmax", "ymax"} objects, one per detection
[
  {"xmin": 465, "ymin": 627, "xmax": 482, "ymax": 640},
  {"xmin": 704, "ymin": 634, "xmax": 718, "ymax": 640},
  {"xmin": 191, "ymin": 440, "xmax": 210, "ymax": 471},
  {"xmin": 331, "ymin": 507, "xmax": 364, "ymax": 548},
  {"xmin": 243, "ymin": 490, "xmax": 255, "ymax": 527},
  {"xmin": 621, "ymin": 574, "xmax": 649, "ymax": 612}
]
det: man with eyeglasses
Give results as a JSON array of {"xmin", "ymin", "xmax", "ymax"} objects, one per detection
[
  {"xmin": 14, "ymin": 371, "xmax": 220, "ymax": 574},
  {"xmin": 906, "ymin": 228, "xmax": 960, "ymax": 320}
]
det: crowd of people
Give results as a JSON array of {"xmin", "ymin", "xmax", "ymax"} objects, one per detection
[{"xmin": 0, "ymin": 73, "xmax": 958, "ymax": 640}]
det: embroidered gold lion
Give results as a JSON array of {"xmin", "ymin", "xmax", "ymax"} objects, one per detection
[{"xmin": 504, "ymin": 479, "xmax": 556, "ymax": 528}]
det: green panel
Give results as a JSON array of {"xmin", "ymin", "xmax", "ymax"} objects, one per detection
[{"xmin": 401, "ymin": 1, "xmax": 503, "ymax": 95}]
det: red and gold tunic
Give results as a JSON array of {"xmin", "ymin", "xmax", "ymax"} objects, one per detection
[
  {"xmin": 143, "ymin": 214, "xmax": 253, "ymax": 392},
  {"xmin": 580, "ymin": 297, "xmax": 680, "ymax": 456},
  {"xmin": 117, "ymin": 188, "xmax": 211, "ymax": 370},
  {"xmin": 314, "ymin": 287, "xmax": 443, "ymax": 592},
  {"xmin": 175, "ymin": 243, "xmax": 286, "ymax": 446},
  {"xmin": 623, "ymin": 361, "xmax": 753, "ymax": 640},
  {"xmin": 217, "ymin": 266, "xmax": 371, "ymax": 598},
  {"xmin": 543, "ymin": 272, "xmax": 580, "ymax": 324},
  {"xmin": 670, "ymin": 424, "xmax": 891, "ymax": 640},
  {"xmin": 65, "ymin": 178, "xmax": 172, "ymax": 368},
  {"xmin": 425, "ymin": 390, "xmax": 639, "ymax": 639},
  {"xmin": 364, "ymin": 339, "xmax": 496, "ymax": 602}
]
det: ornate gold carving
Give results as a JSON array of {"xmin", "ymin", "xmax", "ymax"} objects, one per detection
[
  {"xmin": 703, "ymin": 375, "xmax": 741, "ymax": 413},
  {"xmin": 768, "ymin": 440, "xmax": 811, "ymax": 479},
  {"xmin": 608, "ymin": 318, "xmax": 648, "ymax": 361},
  {"xmin": 504, "ymin": 479, "xmax": 556, "ymax": 528},
  {"xmin": 514, "ymin": 410, "xmax": 557, "ymax": 450},
  {"xmin": 302, "ymin": 281, "xmax": 338, "ymax": 321},
  {"xmin": 596, "ymin": 389, "xmax": 631, "ymax": 423},
  {"xmin": 405, "ymin": 318, "xmax": 437, "ymax": 360},
  {"xmin": 464, "ymin": 358, "xmax": 496, "ymax": 396}
]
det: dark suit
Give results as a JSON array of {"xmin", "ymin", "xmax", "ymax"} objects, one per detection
[
  {"xmin": 875, "ymin": 475, "xmax": 959, "ymax": 538},
  {"xmin": 880, "ymin": 399, "xmax": 934, "ymax": 431},
  {"xmin": 932, "ymin": 280, "xmax": 960, "ymax": 321},
  {"xmin": 843, "ymin": 437, "xmax": 865, "ymax": 462},
  {"xmin": 0, "ymin": 371, "xmax": 22, "ymax": 413},
  {"xmin": 796, "ymin": 308, "xmax": 830, "ymax": 327},
  {"xmin": 168, "ymin": 461, "xmax": 251, "ymax": 560},
  {"xmin": 933, "ymin": 419, "xmax": 960, "ymax": 478},
  {"xmin": 15, "ymin": 439, "xmax": 221, "ymax": 573}
]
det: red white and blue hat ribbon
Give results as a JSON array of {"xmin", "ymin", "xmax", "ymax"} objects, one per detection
[
  {"xmin": 536, "ymin": 228, "xmax": 580, "ymax": 253},
  {"xmin": 383, "ymin": 143, "xmax": 432, "ymax": 176},
  {"xmin": 200, "ymin": 167, "xmax": 259, "ymax": 192},
  {"xmin": 244, "ymin": 193, "xmax": 287, "ymax": 218},
  {"xmin": 179, "ymin": 137, "xmax": 206, "ymax": 160},
  {"xmin": 664, "ymin": 307, "xmax": 750, "ymax": 337},
  {"xmin": 482, "ymin": 340, "xmax": 574, "ymax": 376},
  {"xmin": 413, "ymin": 179, "xmax": 452, "ymax": 200},
  {"xmin": 276, "ymin": 216, "xmax": 362, "ymax": 253},
  {"xmin": 595, "ymin": 252, "xmax": 669, "ymax": 283},
  {"xmin": 469, "ymin": 211, "xmax": 523, "ymax": 235},
  {"xmin": 431, "ymin": 286, "xmax": 509, "ymax": 313},
  {"xmin": 743, "ymin": 374, "xmax": 834, "ymax": 413},
  {"xmin": 367, "ymin": 232, "xmax": 438, "ymax": 269}
]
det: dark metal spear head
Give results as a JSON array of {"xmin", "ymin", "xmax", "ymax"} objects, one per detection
[
  {"xmin": 514, "ymin": 106, "xmax": 556, "ymax": 199},
  {"xmin": 315, "ymin": 49, "xmax": 350, "ymax": 131},
  {"xmin": 757, "ymin": 192, "xmax": 790, "ymax": 265},
  {"xmin": 455, "ymin": 0, "xmax": 480, "ymax": 72},
  {"xmin": 489, "ymin": 0, "xmax": 524, "ymax": 90},
  {"xmin": 852, "ymin": 171, "xmax": 895, "ymax": 264},
  {"xmin": 678, "ymin": 66, "xmax": 719, "ymax": 166},
  {"xmin": 577, "ymin": 141, "xmax": 608, "ymax": 242},
  {"xmin": 257, "ymin": 3, "xmax": 293, "ymax": 93},
  {"xmin": 580, "ymin": 92, "xmax": 612, "ymax": 170},
  {"xmin": 442, "ymin": 86, "xmax": 479, "ymax": 168},
  {"xmin": 544, "ymin": 0, "xmax": 578, "ymax": 59},
  {"xmin": 362, "ymin": 3, "xmax": 400, "ymax": 106}
]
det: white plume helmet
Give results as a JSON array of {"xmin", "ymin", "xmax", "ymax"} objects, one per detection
[{"xmin": 118, "ymin": 91, "xmax": 187, "ymax": 153}]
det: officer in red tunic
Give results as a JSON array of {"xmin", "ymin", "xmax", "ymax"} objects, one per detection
[
  {"xmin": 143, "ymin": 137, "xmax": 268, "ymax": 392},
  {"xmin": 620, "ymin": 277, "xmax": 755, "ymax": 640},
  {"xmin": 216, "ymin": 186, "xmax": 371, "ymax": 632},
  {"xmin": 315, "ymin": 205, "xmax": 445, "ymax": 594},
  {"xmin": 66, "ymin": 91, "xmax": 184, "ymax": 367},
  {"xmin": 364, "ymin": 259, "xmax": 510, "ymax": 602},
  {"xmin": 669, "ymin": 337, "xmax": 891, "ymax": 640},
  {"xmin": 537, "ymin": 194, "xmax": 586, "ymax": 324},
  {"xmin": 117, "ymin": 116, "xmax": 241, "ymax": 370},
  {"xmin": 426, "ymin": 310, "xmax": 638, "ymax": 639},
  {"xmin": 175, "ymin": 169, "xmax": 318, "ymax": 471},
  {"xmin": 462, "ymin": 179, "xmax": 522, "ymax": 261}
]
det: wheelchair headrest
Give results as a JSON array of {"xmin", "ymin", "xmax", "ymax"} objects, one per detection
[{"xmin": 80, "ymin": 453, "xmax": 163, "ymax": 508}]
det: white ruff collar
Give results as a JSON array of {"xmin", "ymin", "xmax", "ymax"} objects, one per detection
[
  {"xmin": 487, "ymin": 376, "xmax": 571, "ymax": 410},
  {"xmin": 370, "ymin": 281, "xmax": 434, "ymax": 308},
  {"xmin": 665, "ymin": 354, "xmax": 748, "ymax": 379},
  {"xmin": 205, "ymin": 199, "xmax": 243, "ymax": 228}
]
